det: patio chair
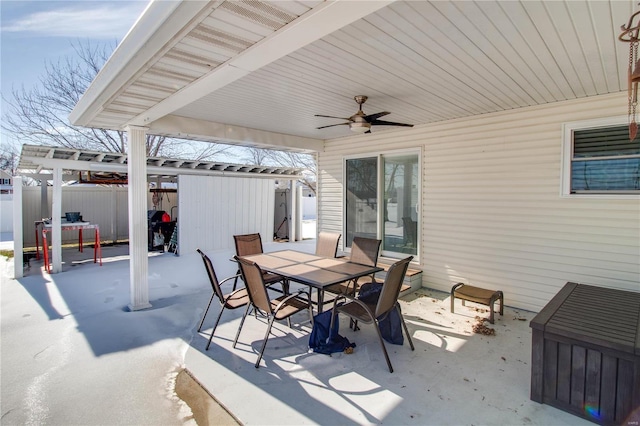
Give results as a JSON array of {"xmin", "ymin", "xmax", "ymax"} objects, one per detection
[
  {"xmin": 325, "ymin": 236, "xmax": 382, "ymax": 297},
  {"xmin": 233, "ymin": 256, "xmax": 313, "ymax": 368},
  {"xmin": 196, "ymin": 249, "xmax": 250, "ymax": 350},
  {"xmin": 330, "ymin": 256, "xmax": 415, "ymax": 373},
  {"xmin": 315, "ymin": 232, "xmax": 341, "ymax": 258},
  {"xmin": 233, "ymin": 233, "xmax": 288, "ymax": 293}
]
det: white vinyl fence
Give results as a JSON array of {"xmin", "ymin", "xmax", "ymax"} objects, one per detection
[
  {"xmin": 21, "ymin": 186, "xmax": 177, "ymax": 247},
  {"xmin": 1, "ymin": 195, "xmax": 13, "ymax": 233}
]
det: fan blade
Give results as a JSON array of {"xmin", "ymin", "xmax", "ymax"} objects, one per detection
[
  {"xmin": 317, "ymin": 123, "xmax": 350, "ymax": 129},
  {"xmin": 370, "ymin": 119, "xmax": 413, "ymax": 127},
  {"xmin": 315, "ymin": 114, "xmax": 352, "ymax": 121},
  {"xmin": 364, "ymin": 111, "xmax": 390, "ymax": 121}
]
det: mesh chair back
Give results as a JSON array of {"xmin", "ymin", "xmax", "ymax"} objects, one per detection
[
  {"xmin": 316, "ymin": 232, "xmax": 341, "ymax": 258},
  {"xmin": 236, "ymin": 256, "xmax": 272, "ymax": 313},
  {"xmin": 197, "ymin": 249, "xmax": 225, "ymax": 302},
  {"xmin": 376, "ymin": 256, "xmax": 413, "ymax": 316},
  {"xmin": 234, "ymin": 233, "xmax": 264, "ymax": 256},
  {"xmin": 350, "ymin": 237, "xmax": 381, "ymax": 267}
]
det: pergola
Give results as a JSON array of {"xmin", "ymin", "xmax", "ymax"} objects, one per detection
[
  {"xmin": 14, "ymin": 144, "xmax": 302, "ymax": 310},
  {"xmin": 66, "ymin": 0, "xmax": 630, "ymax": 310}
]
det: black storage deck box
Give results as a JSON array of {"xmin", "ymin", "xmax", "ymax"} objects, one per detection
[{"xmin": 530, "ymin": 282, "xmax": 640, "ymax": 425}]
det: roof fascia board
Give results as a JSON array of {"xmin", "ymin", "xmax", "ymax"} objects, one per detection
[
  {"xmin": 149, "ymin": 114, "xmax": 324, "ymax": 153},
  {"xmin": 130, "ymin": 0, "xmax": 394, "ymax": 127},
  {"xmin": 69, "ymin": 1, "xmax": 216, "ymax": 126}
]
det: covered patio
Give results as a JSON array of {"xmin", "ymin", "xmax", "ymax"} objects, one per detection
[
  {"xmin": 9, "ymin": 0, "xmax": 637, "ymax": 424},
  {"xmin": 65, "ymin": 0, "xmax": 639, "ymax": 314},
  {"xmin": 1, "ymin": 243, "xmax": 592, "ymax": 425}
]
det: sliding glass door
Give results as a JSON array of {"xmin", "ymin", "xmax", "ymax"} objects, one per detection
[
  {"xmin": 345, "ymin": 151, "xmax": 420, "ymax": 257},
  {"xmin": 383, "ymin": 154, "xmax": 419, "ymax": 255},
  {"xmin": 345, "ymin": 157, "xmax": 378, "ymax": 246}
]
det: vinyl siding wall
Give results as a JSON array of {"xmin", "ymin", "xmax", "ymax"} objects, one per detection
[
  {"xmin": 318, "ymin": 92, "xmax": 640, "ymax": 312},
  {"xmin": 178, "ymin": 175, "xmax": 275, "ymax": 255}
]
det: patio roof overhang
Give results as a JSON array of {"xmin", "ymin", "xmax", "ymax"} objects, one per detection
[
  {"xmin": 69, "ymin": 0, "xmax": 631, "ymax": 149},
  {"xmin": 61, "ymin": 0, "xmax": 634, "ymax": 311}
]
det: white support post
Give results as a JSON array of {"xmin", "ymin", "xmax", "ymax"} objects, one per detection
[
  {"xmin": 295, "ymin": 183, "xmax": 303, "ymax": 241},
  {"xmin": 12, "ymin": 177, "xmax": 23, "ymax": 279},
  {"xmin": 127, "ymin": 125, "xmax": 151, "ymax": 311},
  {"xmin": 51, "ymin": 167, "xmax": 62, "ymax": 273},
  {"xmin": 110, "ymin": 186, "xmax": 117, "ymax": 244},
  {"xmin": 290, "ymin": 181, "xmax": 297, "ymax": 242}
]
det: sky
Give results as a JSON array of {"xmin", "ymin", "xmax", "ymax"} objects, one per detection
[
  {"xmin": 0, "ymin": 0, "xmax": 148, "ymax": 146},
  {"xmin": 1, "ymin": 1, "xmax": 147, "ymax": 92},
  {"xmin": 0, "ymin": 1, "xmax": 287, "ymax": 165}
]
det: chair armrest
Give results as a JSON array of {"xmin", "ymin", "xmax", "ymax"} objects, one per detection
[
  {"xmin": 273, "ymin": 290, "xmax": 311, "ymax": 312},
  {"xmin": 331, "ymin": 293, "xmax": 376, "ymax": 318},
  {"xmin": 219, "ymin": 274, "xmax": 242, "ymax": 286}
]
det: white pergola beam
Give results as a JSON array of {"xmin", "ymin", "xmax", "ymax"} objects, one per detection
[
  {"xmin": 88, "ymin": 162, "xmax": 300, "ymax": 180},
  {"xmin": 149, "ymin": 115, "xmax": 323, "ymax": 152}
]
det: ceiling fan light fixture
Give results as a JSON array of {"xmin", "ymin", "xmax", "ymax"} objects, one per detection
[
  {"xmin": 315, "ymin": 95, "xmax": 412, "ymax": 134},
  {"xmin": 350, "ymin": 122, "xmax": 371, "ymax": 133}
]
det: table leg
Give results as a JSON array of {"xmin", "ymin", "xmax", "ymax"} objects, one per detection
[
  {"xmin": 317, "ymin": 288, "xmax": 324, "ymax": 313},
  {"xmin": 35, "ymin": 225, "xmax": 40, "ymax": 260},
  {"xmin": 79, "ymin": 229, "xmax": 83, "ymax": 253},
  {"xmin": 94, "ymin": 228, "xmax": 102, "ymax": 266},
  {"xmin": 43, "ymin": 232, "xmax": 50, "ymax": 273}
]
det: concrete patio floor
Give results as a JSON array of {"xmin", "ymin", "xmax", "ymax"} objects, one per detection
[{"xmin": 1, "ymin": 239, "xmax": 592, "ymax": 425}]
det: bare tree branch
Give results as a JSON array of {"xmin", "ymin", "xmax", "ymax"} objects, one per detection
[
  {"xmin": 1, "ymin": 40, "xmax": 228, "ymax": 158},
  {"xmin": 0, "ymin": 143, "xmax": 20, "ymax": 174},
  {"xmin": 239, "ymin": 148, "xmax": 317, "ymax": 194}
]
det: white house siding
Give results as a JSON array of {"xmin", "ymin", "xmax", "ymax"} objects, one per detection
[
  {"xmin": 319, "ymin": 92, "xmax": 640, "ymax": 312},
  {"xmin": 178, "ymin": 175, "xmax": 275, "ymax": 256}
]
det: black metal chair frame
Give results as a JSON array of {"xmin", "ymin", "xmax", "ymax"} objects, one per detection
[
  {"xmin": 196, "ymin": 249, "xmax": 249, "ymax": 350},
  {"xmin": 233, "ymin": 256, "xmax": 314, "ymax": 368},
  {"xmin": 233, "ymin": 233, "xmax": 288, "ymax": 294},
  {"xmin": 330, "ymin": 256, "xmax": 415, "ymax": 373}
]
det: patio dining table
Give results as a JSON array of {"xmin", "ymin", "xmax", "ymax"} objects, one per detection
[
  {"xmin": 41, "ymin": 222, "xmax": 102, "ymax": 273},
  {"xmin": 239, "ymin": 250, "xmax": 383, "ymax": 313}
]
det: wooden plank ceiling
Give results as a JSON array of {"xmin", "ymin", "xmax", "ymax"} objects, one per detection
[{"xmin": 89, "ymin": 0, "xmax": 633, "ymax": 142}]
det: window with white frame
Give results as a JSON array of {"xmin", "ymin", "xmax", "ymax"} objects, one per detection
[
  {"xmin": 345, "ymin": 151, "xmax": 420, "ymax": 257},
  {"xmin": 562, "ymin": 119, "xmax": 640, "ymax": 196}
]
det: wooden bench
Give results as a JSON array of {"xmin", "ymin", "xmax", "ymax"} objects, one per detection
[{"xmin": 450, "ymin": 283, "xmax": 504, "ymax": 324}]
